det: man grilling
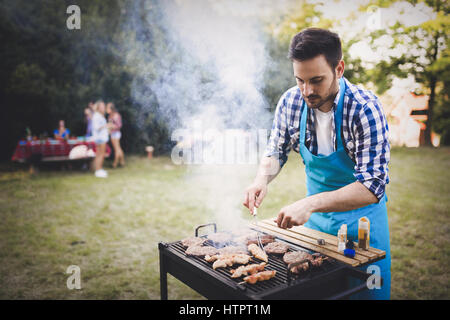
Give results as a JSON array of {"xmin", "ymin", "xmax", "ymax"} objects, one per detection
[{"xmin": 243, "ymin": 28, "xmax": 391, "ymax": 300}]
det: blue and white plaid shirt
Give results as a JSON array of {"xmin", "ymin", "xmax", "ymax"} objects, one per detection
[{"xmin": 264, "ymin": 77, "xmax": 390, "ymax": 200}]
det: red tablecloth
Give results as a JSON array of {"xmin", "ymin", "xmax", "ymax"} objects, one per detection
[{"xmin": 11, "ymin": 139, "xmax": 111, "ymax": 162}]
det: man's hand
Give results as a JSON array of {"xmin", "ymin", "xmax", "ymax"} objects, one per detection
[
  {"xmin": 243, "ymin": 181, "xmax": 267, "ymax": 214},
  {"xmin": 243, "ymin": 156, "xmax": 281, "ymax": 215},
  {"xmin": 275, "ymin": 198, "xmax": 314, "ymax": 229}
]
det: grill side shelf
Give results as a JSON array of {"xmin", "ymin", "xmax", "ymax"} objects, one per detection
[{"xmin": 251, "ymin": 222, "xmax": 363, "ymax": 267}]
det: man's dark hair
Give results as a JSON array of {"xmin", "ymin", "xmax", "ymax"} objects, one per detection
[{"xmin": 288, "ymin": 28, "xmax": 342, "ymax": 70}]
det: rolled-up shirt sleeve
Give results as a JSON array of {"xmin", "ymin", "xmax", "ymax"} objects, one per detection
[
  {"xmin": 264, "ymin": 92, "xmax": 292, "ymax": 168},
  {"xmin": 353, "ymin": 99, "xmax": 390, "ymax": 201}
]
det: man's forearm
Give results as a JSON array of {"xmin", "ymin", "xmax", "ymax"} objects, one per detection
[
  {"xmin": 254, "ymin": 156, "xmax": 282, "ymax": 185},
  {"xmin": 307, "ymin": 181, "xmax": 378, "ymax": 213}
]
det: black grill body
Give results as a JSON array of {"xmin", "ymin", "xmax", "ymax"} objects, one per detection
[{"xmin": 159, "ymin": 226, "xmax": 374, "ymax": 300}]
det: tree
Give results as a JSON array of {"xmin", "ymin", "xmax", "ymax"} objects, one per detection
[
  {"xmin": 0, "ymin": 0, "xmax": 176, "ymax": 160},
  {"xmin": 361, "ymin": 0, "xmax": 449, "ymax": 146},
  {"xmin": 262, "ymin": 0, "xmax": 372, "ymax": 111}
]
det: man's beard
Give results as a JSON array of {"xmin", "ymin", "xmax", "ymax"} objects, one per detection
[{"xmin": 305, "ymin": 76, "xmax": 339, "ymax": 110}]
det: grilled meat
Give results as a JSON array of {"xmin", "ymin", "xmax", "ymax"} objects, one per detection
[
  {"xmin": 263, "ymin": 241, "xmax": 290, "ymax": 255},
  {"xmin": 243, "ymin": 270, "xmax": 276, "ymax": 284},
  {"xmin": 181, "ymin": 236, "xmax": 206, "ymax": 248},
  {"xmin": 185, "ymin": 245, "xmax": 218, "ymax": 257},
  {"xmin": 248, "ymin": 243, "xmax": 268, "ymax": 262},
  {"xmin": 218, "ymin": 245, "xmax": 247, "ymax": 255},
  {"xmin": 310, "ymin": 254, "xmax": 325, "ymax": 267},
  {"xmin": 212, "ymin": 254, "xmax": 252, "ymax": 270},
  {"xmin": 204, "ymin": 253, "xmax": 252, "ymax": 269},
  {"xmin": 230, "ymin": 262, "xmax": 266, "ymax": 278},
  {"xmin": 283, "ymin": 251, "xmax": 311, "ymax": 273},
  {"xmin": 283, "ymin": 251, "xmax": 312, "ymax": 264},
  {"xmin": 283, "ymin": 251, "xmax": 325, "ymax": 273}
]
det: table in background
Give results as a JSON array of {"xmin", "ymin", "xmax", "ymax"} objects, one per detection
[{"xmin": 11, "ymin": 138, "xmax": 111, "ymax": 163}]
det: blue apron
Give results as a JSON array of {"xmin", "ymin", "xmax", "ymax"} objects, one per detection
[{"xmin": 300, "ymin": 78, "xmax": 391, "ymax": 300}]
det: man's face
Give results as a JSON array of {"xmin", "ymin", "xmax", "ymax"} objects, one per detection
[{"xmin": 293, "ymin": 55, "xmax": 342, "ymax": 111}]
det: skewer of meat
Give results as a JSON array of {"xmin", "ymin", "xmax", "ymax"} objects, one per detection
[
  {"xmin": 240, "ymin": 270, "xmax": 276, "ymax": 284},
  {"xmin": 248, "ymin": 243, "xmax": 268, "ymax": 262},
  {"xmin": 230, "ymin": 262, "xmax": 266, "ymax": 278}
]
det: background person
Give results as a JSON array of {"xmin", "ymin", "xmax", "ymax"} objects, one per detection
[
  {"xmin": 53, "ymin": 120, "xmax": 70, "ymax": 140},
  {"xmin": 84, "ymin": 103, "xmax": 94, "ymax": 138},
  {"xmin": 106, "ymin": 102, "xmax": 125, "ymax": 168},
  {"xmin": 91, "ymin": 100, "xmax": 109, "ymax": 178}
]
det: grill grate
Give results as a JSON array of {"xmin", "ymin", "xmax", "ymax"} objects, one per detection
[{"xmin": 169, "ymin": 233, "xmax": 339, "ymax": 295}]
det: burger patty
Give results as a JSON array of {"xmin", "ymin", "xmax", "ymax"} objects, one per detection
[{"xmin": 264, "ymin": 241, "xmax": 290, "ymax": 255}]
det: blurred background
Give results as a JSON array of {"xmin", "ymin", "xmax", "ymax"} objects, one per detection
[
  {"xmin": 1, "ymin": 0, "xmax": 448, "ymax": 157},
  {"xmin": 0, "ymin": 0, "xmax": 448, "ymax": 300}
]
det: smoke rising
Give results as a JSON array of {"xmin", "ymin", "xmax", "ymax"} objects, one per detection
[{"xmin": 121, "ymin": 0, "xmax": 282, "ymax": 230}]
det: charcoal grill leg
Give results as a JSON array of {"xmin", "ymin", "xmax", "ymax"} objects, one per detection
[{"xmin": 159, "ymin": 244, "xmax": 168, "ymax": 300}]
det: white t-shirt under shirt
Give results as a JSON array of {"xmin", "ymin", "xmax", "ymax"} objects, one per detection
[{"xmin": 313, "ymin": 108, "xmax": 334, "ymax": 156}]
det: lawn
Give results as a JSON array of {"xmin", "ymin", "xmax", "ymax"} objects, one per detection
[{"xmin": 0, "ymin": 147, "xmax": 449, "ymax": 299}]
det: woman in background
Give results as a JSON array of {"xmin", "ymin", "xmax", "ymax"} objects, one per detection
[
  {"xmin": 106, "ymin": 102, "xmax": 125, "ymax": 168},
  {"xmin": 53, "ymin": 120, "xmax": 70, "ymax": 140},
  {"xmin": 92, "ymin": 101, "xmax": 109, "ymax": 178},
  {"xmin": 84, "ymin": 103, "xmax": 93, "ymax": 138}
]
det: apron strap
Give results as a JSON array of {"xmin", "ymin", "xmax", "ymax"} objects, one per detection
[{"xmin": 334, "ymin": 78, "xmax": 346, "ymax": 149}]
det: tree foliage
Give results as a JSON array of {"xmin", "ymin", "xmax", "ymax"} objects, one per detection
[
  {"xmin": 0, "ymin": 0, "xmax": 173, "ymax": 160},
  {"xmin": 361, "ymin": 0, "xmax": 449, "ymax": 145}
]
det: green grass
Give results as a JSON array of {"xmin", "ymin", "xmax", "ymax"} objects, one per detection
[{"xmin": 0, "ymin": 147, "xmax": 449, "ymax": 299}]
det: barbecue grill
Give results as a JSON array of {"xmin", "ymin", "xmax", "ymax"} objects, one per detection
[{"xmin": 159, "ymin": 223, "xmax": 379, "ymax": 300}]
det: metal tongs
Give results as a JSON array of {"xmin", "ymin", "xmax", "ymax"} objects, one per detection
[{"xmin": 252, "ymin": 207, "xmax": 266, "ymax": 254}]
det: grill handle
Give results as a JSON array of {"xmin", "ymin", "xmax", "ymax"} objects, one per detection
[
  {"xmin": 324, "ymin": 266, "xmax": 383, "ymax": 300},
  {"xmin": 195, "ymin": 223, "xmax": 217, "ymax": 237}
]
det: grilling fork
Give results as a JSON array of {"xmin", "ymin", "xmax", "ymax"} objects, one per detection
[{"xmin": 252, "ymin": 207, "xmax": 266, "ymax": 253}]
